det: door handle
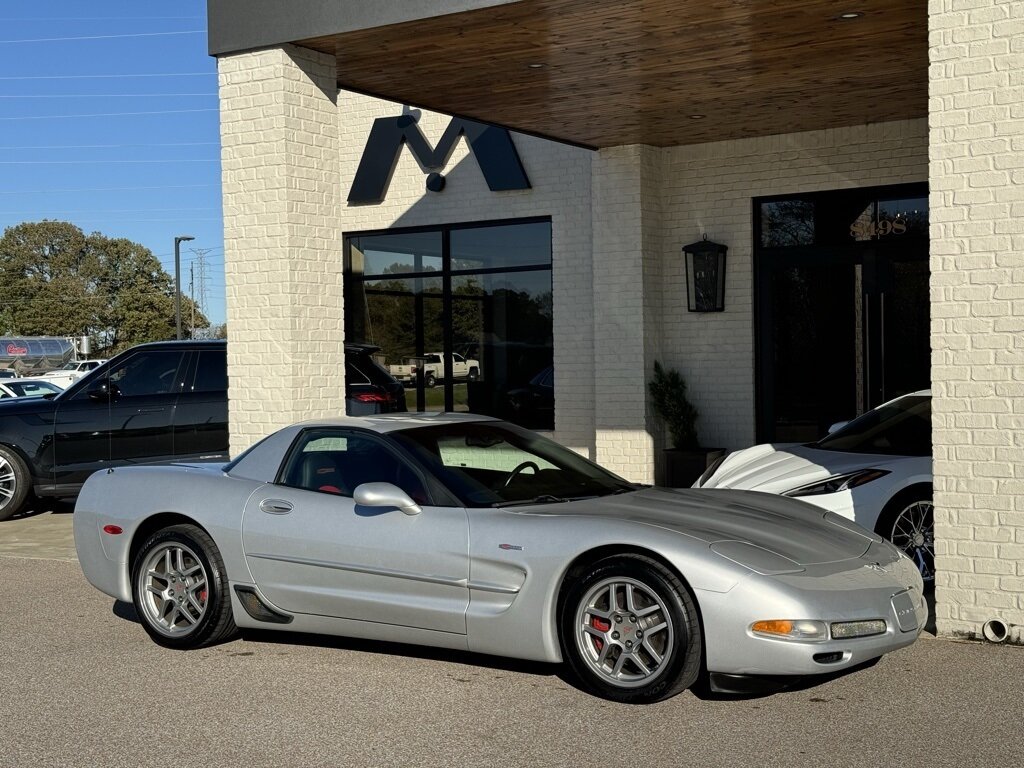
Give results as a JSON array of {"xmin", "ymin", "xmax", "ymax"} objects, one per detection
[
  {"xmin": 259, "ymin": 499, "xmax": 293, "ymax": 515},
  {"xmin": 139, "ymin": 407, "xmax": 166, "ymax": 413}
]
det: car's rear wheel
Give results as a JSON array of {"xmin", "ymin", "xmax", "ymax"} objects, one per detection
[
  {"xmin": 424, "ymin": 372, "xmax": 436, "ymax": 388},
  {"xmin": 0, "ymin": 446, "xmax": 32, "ymax": 522},
  {"xmin": 876, "ymin": 485, "xmax": 934, "ymax": 583},
  {"xmin": 132, "ymin": 524, "xmax": 237, "ymax": 649},
  {"xmin": 560, "ymin": 555, "xmax": 702, "ymax": 703}
]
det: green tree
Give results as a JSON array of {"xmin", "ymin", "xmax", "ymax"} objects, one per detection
[{"xmin": 0, "ymin": 220, "xmax": 208, "ymax": 354}]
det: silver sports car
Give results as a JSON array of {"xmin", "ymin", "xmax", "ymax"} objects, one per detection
[{"xmin": 75, "ymin": 413, "xmax": 926, "ymax": 703}]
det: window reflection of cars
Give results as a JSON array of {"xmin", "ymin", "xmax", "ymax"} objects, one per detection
[
  {"xmin": 0, "ymin": 379, "xmax": 63, "ymax": 399},
  {"xmin": 696, "ymin": 391, "xmax": 934, "ymax": 581},
  {"xmin": 506, "ymin": 365, "xmax": 554, "ymax": 430}
]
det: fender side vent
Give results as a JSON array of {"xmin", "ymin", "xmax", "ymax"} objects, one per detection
[{"xmin": 234, "ymin": 586, "xmax": 293, "ymax": 624}]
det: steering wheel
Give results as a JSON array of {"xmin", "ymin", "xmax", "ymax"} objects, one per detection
[{"xmin": 503, "ymin": 460, "xmax": 540, "ymax": 488}]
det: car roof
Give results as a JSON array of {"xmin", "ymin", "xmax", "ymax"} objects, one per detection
[{"xmin": 4, "ymin": 378, "xmax": 62, "ymax": 385}]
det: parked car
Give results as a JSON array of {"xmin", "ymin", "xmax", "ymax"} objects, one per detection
[
  {"xmin": 696, "ymin": 391, "xmax": 933, "ymax": 580},
  {"xmin": 34, "ymin": 359, "xmax": 108, "ymax": 389},
  {"xmin": 0, "ymin": 378, "xmax": 63, "ymax": 400},
  {"xmin": 389, "ymin": 352, "xmax": 480, "ymax": 388},
  {"xmin": 0, "ymin": 369, "xmax": 16, "ymax": 380},
  {"xmin": 505, "ymin": 365, "xmax": 554, "ymax": 429},
  {"xmin": 75, "ymin": 414, "xmax": 925, "ymax": 703},
  {"xmin": 0, "ymin": 341, "xmax": 228, "ymax": 522},
  {"xmin": 0, "ymin": 341, "xmax": 408, "ymax": 521},
  {"xmin": 345, "ymin": 343, "xmax": 407, "ymax": 415}
]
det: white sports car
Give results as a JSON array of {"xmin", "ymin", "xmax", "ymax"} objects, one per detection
[
  {"xmin": 75, "ymin": 413, "xmax": 926, "ymax": 703},
  {"xmin": 697, "ymin": 391, "xmax": 933, "ymax": 580}
]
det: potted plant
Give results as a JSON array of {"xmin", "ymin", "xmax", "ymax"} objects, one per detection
[{"xmin": 648, "ymin": 361, "xmax": 725, "ymax": 487}]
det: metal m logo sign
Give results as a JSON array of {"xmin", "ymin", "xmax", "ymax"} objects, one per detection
[{"xmin": 348, "ymin": 114, "xmax": 531, "ymax": 205}]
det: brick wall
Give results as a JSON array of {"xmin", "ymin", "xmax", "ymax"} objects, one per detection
[
  {"xmin": 929, "ymin": 0, "xmax": 1024, "ymax": 640},
  {"xmin": 219, "ymin": 46, "xmax": 344, "ymax": 453}
]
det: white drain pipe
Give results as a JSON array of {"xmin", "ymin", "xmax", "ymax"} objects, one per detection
[{"xmin": 981, "ymin": 618, "xmax": 1010, "ymax": 643}]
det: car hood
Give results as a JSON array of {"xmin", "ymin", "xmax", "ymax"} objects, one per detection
[
  {"xmin": 525, "ymin": 487, "xmax": 875, "ymax": 566},
  {"xmin": 0, "ymin": 395, "xmax": 58, "ymax": 416},
  {"xmin": 700, "ymin": 443, "xmax": 909, "ymax": 495}
]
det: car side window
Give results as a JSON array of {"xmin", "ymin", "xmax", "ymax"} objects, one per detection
[
  {"xmin": 279, "ymin": 428, "xmax": 429, "ymax": 504},
  {"xmin": 101, "ymin": 350, "xmax": 188, "ymax": 398},
  {"xmin": 186, "ymin": 350, "xmax": 227, "ymax": 393}
]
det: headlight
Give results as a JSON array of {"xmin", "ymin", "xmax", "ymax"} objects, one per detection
[
  {"xmin": 783, "ymin": 469, "xmax": 890, "ymax": 497},
  {"xmin": 695, "ymin": 454, "xmax": 727, "ymax": 487},
  {"xmin": 750, "ymin": 620, "xmax": 828, "ymax": 641}
]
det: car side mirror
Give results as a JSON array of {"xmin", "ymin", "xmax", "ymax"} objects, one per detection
[
  {"xmin": 353, "ymin": 482, "xmax": 421, "ymax": 516},
  {"xmin": 827, "ymin": 420, "xmax": 849, "ymax": 435},
  {"xmin": 88, "ymin": 381, "xmax": 119, "ymax": 402}
]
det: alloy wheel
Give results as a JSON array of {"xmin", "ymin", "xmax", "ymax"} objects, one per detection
[
  {"xmin": 574, "ymin": 577, "xmax": 674, "ymax": 688},
  {"xmin": 890, "ymin": 500, "xmax": 935, "ymax": 583},
  {"xmin": 136, "ymin": 542, "xmax": 210, "ymax": 637},
  {"xmin": 0, "ymin": 455, "xmax": 16, "ymax": 511}
]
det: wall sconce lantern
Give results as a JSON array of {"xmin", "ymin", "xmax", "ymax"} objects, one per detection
[{"xmin": 683, "ymin": 235, "xmax": 727, "ymax": 312}]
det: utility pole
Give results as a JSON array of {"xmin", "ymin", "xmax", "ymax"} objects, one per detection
[
  {"xmin": 173, "ymin": 235, "xmax": 194, "ymax": 340},
  {"xmin": 189, "ymin": 262, "xmax": 196, "ymax": 337},
  {"xmin": 189, "ymin": 247, "xmax": 213, "ymax": 322}
]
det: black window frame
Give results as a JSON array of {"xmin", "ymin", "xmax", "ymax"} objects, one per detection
[{"xmin": 344, "ymin": 217, "xmax": 554, "ymax": 425}]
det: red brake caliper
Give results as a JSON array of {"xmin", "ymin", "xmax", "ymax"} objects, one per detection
[{"xmin": 591, "ymin": 617, "xmax": 611, "ymax": 651}]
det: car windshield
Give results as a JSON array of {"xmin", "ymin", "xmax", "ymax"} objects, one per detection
[
  {"xmin": 7, "ymin": 380, "xmax": 61, "ymax": 397},
  {"xmin": 815, "ymin": 394, "xmax": 931, "ymax": 457},
  {"xmin": 59, "ymin": 363, "xmax": 79, "ymax": 370},
  {"xmin": 391, "ymin": 421, "xmax": 635, "ymax": 507}
]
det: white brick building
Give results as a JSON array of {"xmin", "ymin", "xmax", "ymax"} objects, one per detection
[{"xmin": 209, "ymin": 0, "xmax": 1024, "ymax": 643}]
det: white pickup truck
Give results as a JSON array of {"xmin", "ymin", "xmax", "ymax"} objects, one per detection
[
  {"xmin": 33, "ymin": 359, "xmax": 107, "ymax": 389},
  {"xmin": 388, "ymin": 352, "xmax": 480, "ymax": 388}
]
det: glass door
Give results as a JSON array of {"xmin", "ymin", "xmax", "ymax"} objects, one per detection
[{"xmin": 755, "ymin": 184, "xmax": 929, "ymax": 443}]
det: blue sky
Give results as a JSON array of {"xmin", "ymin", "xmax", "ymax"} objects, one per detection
[{"xmin": 0, "ymin": 1, "xmax": 225, "ymax": 324}]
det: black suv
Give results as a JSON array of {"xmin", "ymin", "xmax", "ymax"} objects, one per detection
[{"xmin": 0, "ymin": 340, "xmax": 405, "ymax": 521}]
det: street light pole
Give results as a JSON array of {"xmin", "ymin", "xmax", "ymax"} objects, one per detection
[{"xmin": 173, "ymin": 235, "xmax": 194, "ymax": 340}]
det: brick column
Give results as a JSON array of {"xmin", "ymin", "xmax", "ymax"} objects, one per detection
[
  {"xmin": 219, "ymin": 46, "xmax": 344, "ymax": 454},
  {"xmin": 930, "ymin": 1, "xmax": 1024, "ymax": 640},
  {"xmin": 591, "ymin": 146, "xmax": 663, "ymax": 483}
]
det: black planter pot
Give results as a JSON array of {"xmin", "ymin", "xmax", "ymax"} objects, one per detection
[{"xmin": 661, "ymin": 447, "xmax": 726, "ymax": 488}]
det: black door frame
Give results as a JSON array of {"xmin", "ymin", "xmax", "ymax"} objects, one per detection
[{"xmin": 753, "ymin": 182, "xmax": 929, "ymax": 443}]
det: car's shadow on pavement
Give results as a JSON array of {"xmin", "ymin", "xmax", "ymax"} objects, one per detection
[
  {"xmin": 110, "ymin": 598, "xmax": 899, "ymax": 701},
  {"xmin": 11, "ymin": 499, "xmax": 76, "ymax": 519}
]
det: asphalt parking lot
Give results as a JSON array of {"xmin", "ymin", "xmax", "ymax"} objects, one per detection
[{"xmin": 2, "ymin": 510, "xmax": 1023, "ymax": 768}]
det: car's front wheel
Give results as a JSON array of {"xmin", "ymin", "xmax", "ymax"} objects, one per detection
[
  {"xmin": 0, "ymin": 445, "xmax": 32, "ymax": 522},
  {"xmin": 560, "ymin": 555, "xmax": 702, "ymax": 703},
  {"xmin": 877, "ymin": 485, "xmax": 934, "ymax": 583},
  {"xmin": 132, "ymin": 524, "xmax": 238, "ymax": 649}
]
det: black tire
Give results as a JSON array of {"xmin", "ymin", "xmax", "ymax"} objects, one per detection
[
  {"xmin": 468, "ymin": 367, "xmax": 479, "ymax": 382},
  {"xmin": 131, "ymin": 524, "xmax": 238, "ymax": 649},
  {"xmin": 0, "ymin": 445, "xmax": 32, "ymax": 522},
  {"xmin": 424, "ymin": 372, "xmax": 437, "ymax": 388},
  {"xmin": 560, "ymin": 554, "xmax": 702, "ymax": 703},
  {"xmin": 875, "ymin": 484, "xmax": 934, "ymax": 583}
]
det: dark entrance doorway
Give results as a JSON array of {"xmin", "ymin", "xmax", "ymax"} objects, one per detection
[{"xmin": 755, "ymin": 183, "xmax": 929, "ymax": 443}]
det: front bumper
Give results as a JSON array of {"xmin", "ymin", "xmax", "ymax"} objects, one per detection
[{"xmin": 700, "ymin": 548, "xmax": 927, "ymax": 676}]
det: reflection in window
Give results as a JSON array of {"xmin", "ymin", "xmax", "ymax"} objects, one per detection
[
  {"xmin": 344, "ymin": 220, "xmax": 553, "ymax": 429},
  {"xmin": 761, "ymin": 200, "xmax": 814, "ymax": 247}
]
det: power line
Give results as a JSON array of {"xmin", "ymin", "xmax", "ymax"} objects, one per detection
[
  {"xmin": 0, "ymin": 31, "xmax": 205, "ymax": 44},
  {"xmin": 0, "ymin": 207, "xmax": 219, "ymax": 214},
  {"xmin": 0, "ymin": 159, "xmax": 219, "ymax": 165},
  {"xmin": 0, "ymin": 73, "xmax": 215, "ymax": 80},
  {"xmin": 0, "ymin": 142, "xmax": 219, "ymax": 150},
  {"xmin": 0, "ymin": 184, "xmax": 215, "ymax": 196},
  {"xmin": 0, "ymin": 93, "xmax": 216, "ymax": 98},
  {"xmin": 0, "ymin": 108, "xmax": 218, "ymax": 121},
  {"xmin": 0, "ymin": 16, "xmax": 206, "ymax": 21}
]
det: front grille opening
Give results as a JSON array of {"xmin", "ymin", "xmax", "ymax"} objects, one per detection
[{"xmin": 813, "ymin": 651, "xmax": 845, "ymax": 665}]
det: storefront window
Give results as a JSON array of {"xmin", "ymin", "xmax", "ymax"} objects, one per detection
[{"xmin": 345, "ymin": 219, "xmax": 553, "ymax": 430}]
